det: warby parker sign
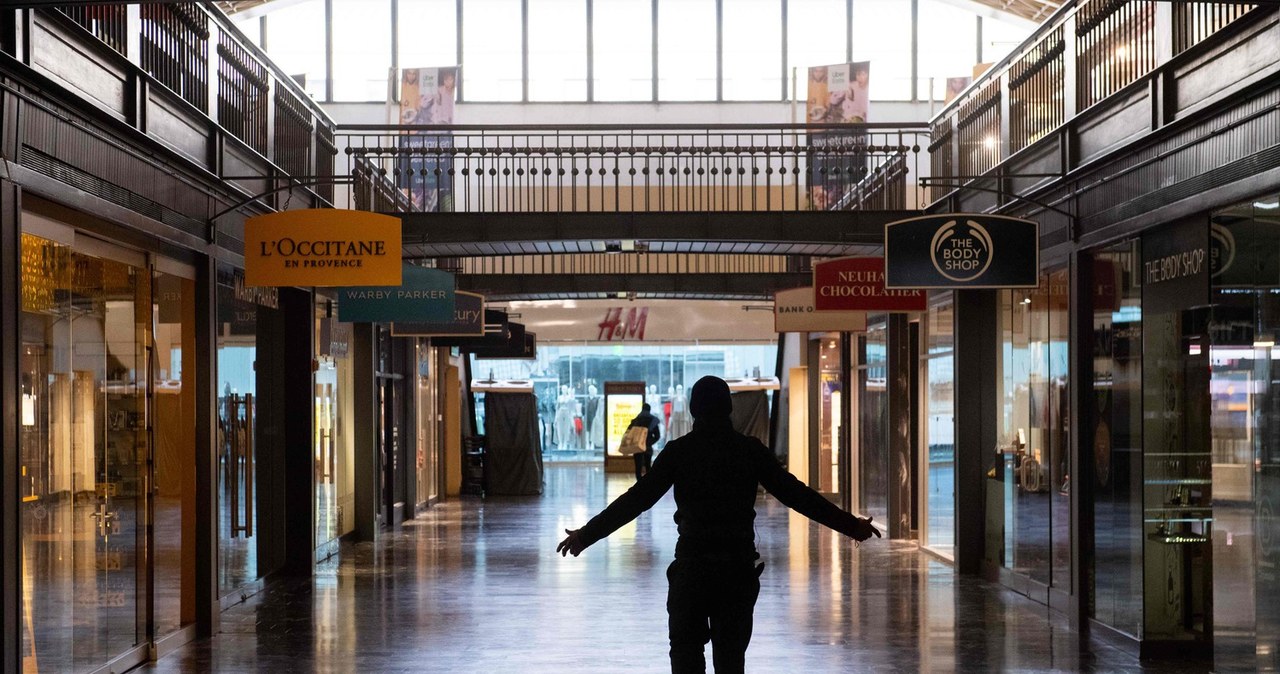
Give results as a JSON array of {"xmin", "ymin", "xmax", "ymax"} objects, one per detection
[
  {"xmin": 813, "ymin": 257, "xmax": 927, "ymax": 312},
  {"xmin": 774, "ymin": 287, "xmax": 868, "ymax": 332},
  {"xmin": 884, "ymin": 214, "xmax": 1039, "ymax": 289},
  {"xmin": 338, "ymin": 264, "xmax": 455, "ymax": 323},
  {"xmin": 245, "ymin": 210, "xmax": 401, "ymax": 287}
]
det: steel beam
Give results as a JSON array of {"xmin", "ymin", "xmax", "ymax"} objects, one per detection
[{"xmin": 457, "ymin": 272, "xmax": 810, "ymax": 301}]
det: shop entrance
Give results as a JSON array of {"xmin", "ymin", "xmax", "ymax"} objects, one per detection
[{"xmin": 19, "ymin": 220, "xmax": 196, "ymax": 672}]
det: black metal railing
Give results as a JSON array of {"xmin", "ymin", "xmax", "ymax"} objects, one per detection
[
  {"xmin": 930, "ymin": 0, "xmax": 1261, "ymax": 202},
  {"xmin": 140, "ymin": 2, "xmax": 209, "ymax": 113},
  {"xmin": 340, "ymin": 123, "xmax": 928, "ymax": 214},
  {"xmin": 56, "ymin": 4, "xmax": 128, "ymax": 56}
]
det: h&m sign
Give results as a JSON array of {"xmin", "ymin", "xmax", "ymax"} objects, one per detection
[{"xmin": 884, "ymin": 214, "xmax": 1039, "ymax": 289}]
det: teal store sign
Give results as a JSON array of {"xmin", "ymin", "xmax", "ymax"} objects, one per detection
[{"xmin": 338, "ymin": 264, "xmax": 456, "ymax": 323}]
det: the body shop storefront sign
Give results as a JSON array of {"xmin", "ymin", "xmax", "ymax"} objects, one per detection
[
  {"xmin": 884, "ymin": 214, "xmax": 1039, "ymax": 289},
  {"xmin": 812, "ymin": 257, "xmax": 927, "ymax": 312},
  {"xmin": 245, "ymin": 209, "xmax": 402, "ymax": 287}
]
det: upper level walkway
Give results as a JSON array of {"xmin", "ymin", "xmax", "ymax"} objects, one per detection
[{"xmin": 141, "ymin": 464, "xmax": 1211, "ymax": 673}]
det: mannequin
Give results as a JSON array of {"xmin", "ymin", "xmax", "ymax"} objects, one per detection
[
  {"xmin": 585, "ymin": 385, "xmax": 602, "ymax": 449},
  {"xmin": 668, "ymin": 383, "xmax": 692, "ymax": 439},
  {"xmin": 554, "ymin": 385, "xmax": 576, "ymax": 450},
  {"xmin": 646, "ymin": 384, "xmax": 665, "ymax": 447}
]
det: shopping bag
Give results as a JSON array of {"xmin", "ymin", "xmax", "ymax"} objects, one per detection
[{"xmin": 618, "ymin": 425, "xmax": 648, "ymax": 455}]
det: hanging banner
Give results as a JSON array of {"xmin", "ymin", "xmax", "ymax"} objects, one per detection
[
  {"xmin": 773, "ymin": 287, "xmax": 868, "ymax": 332},
  {"xmin": 399, "ymin": 66, "xmax": 459, "ymax": 212},
  {"xmin": 807, "ymin": 61, "xmax": 871, "ymax": 210},
  {"xmin": 813, "ymin": 257, "xmax": 927, "ymax": 312},
  {"xmin": 884, "ymin": 214, "xmax": 1039, "ymax": 289},
  {"xmin": 512, "ymin": 299, "xmax": 776, "ymax": 343},
  {"xmin": 244, "ymin": 210, "xmax": 401, "ymax": 288},
  {"xmin": 337, "ymin": 264, "xmax": 455, "ymax": 323},
  {"xmin": 392, "ymin": 291, "xmax": 485, "ymax": 337}
]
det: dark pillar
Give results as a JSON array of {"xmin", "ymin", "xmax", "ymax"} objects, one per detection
[
  {"xmin": 194, "ymin": 255, "xmax": 219, "ymax": 637},
  {"xmin": 2, "ymin": 181, "xmax": 22, "ymax": 674},
  {"xmin": 839, "ymin": 331, "xmax": 853, "ymax": 512},
  {"xmin": 281, "ymin": 287, "xmax": 315, "ymax": 575},
  {"xmin": 352, "ymin": 323, "xmax": 379, "ymax": 542},
  {"xmin": 954, "ymin": 289, "xmax": 998, "ymax": 576},
  {"xmin": 887, "ymin": 314, "xmax": 912, "ymax": 539},
  {"xmin": 1070, "ymin": 251, "xmax": 1091, "ymax": 628}
]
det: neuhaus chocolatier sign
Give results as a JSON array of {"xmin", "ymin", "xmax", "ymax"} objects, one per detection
[
  {"xmin": 245, "ymin": 209, "xmax": 402, "ymax": 287},
  {"xmin": 812, "ymin": 257, "xmax": 927, "ymax": 312},
  {"xmin": 883, "ymin": 214, "xmax": 1038, "ymax": 289}
]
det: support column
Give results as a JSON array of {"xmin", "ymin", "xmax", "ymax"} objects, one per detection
[
  {"xmin": 352, "ymin": 323, "xmax": 379, "ymax": 542},
  {"xmin": 194, "ymin": 256, "xmax": 219, "ymax": 637},
  {"xmin": 1070, "ymin": 251, "xmax": 1091, "ymax": 628},
  {"xmin": 887, "ymin": 314, "xmax": 913, "ymax": 539},
  {"xmin": 2, "ymin": 180, "xmax": 22, "ymax": 674},
  {"xmin": 839, "ymin": 332, "xmax": 853, "ymax": 512},
  {"xmin": 954, "ymin": 289, "xmax": 998, "ymax": 576},
  {"xmin": 281, "ymin": 287, "xmax": 315, "ymax": 575}
]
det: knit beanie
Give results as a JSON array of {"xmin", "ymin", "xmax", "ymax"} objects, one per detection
[{"xmin": 689, "ymin": 375, "xmax": 733, "ymax": 419}]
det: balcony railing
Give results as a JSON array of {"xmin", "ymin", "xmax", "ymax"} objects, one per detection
[
  {"xmin": 929, "ymin": 0, "xmax": 1259, "ymax": 203},
  {"xmin": 10, "ymin": 4, "xmax": 337, "ymax": 203},
  {"xmin": 339, "ymin": 123, "xmax": 929, "ymax": 214}
]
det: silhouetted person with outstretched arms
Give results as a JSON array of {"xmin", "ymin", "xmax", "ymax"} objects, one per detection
[{"xmin": 558, "ymin": 375, "xmax": 880, "ymax": 674}]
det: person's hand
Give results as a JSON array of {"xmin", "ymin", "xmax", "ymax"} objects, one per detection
[
  {"xmin": 557, "ymin": 528, "xmax": 586, "ymax": 557},
  {"xmin": 848, "ymin": 516, "xmax": 881, "ymax": 542}
]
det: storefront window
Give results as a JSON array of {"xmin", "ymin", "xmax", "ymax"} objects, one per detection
[
  {"xmin": 922, "ymin": 295, "xmax": 955, "ymax": 554},
  {"xmin": 416, "ymin": 341, "xmax": 442, "ymax": 504},
  {"xmin": 859, "ymin": 318, "xmax": 889, "ymax": 526},
  {"xmin": 1089, "ymin": 242, "xmax": 1143, "ymax": 636},
  {"xmin": 817, "ymin": 335, "xmax": 842, "ymax": 494},
  {"xmin": 995, "ymin": 267, "xmax": 1069, "ymax": 590},
  {"xmin": 315, "ymin": 294, "xmax": 354, "ymax": 554}
]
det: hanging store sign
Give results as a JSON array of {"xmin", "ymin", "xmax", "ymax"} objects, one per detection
[
  {"xmin": 1143, "ymin": 216, "xmax": 1209, "ymax": 310},
  {"xmin": 244, "ymin": 210, "xmax": 402, "ymax": 288},
  {"xmin": 883, "ymin": 214, "xmax": 1039, "ymax": 289},
  {"xmin": 392, "ymin": 291, "xmax": 485, "ymax": 337},
  {"xmin": 773, "ymin": 287, "xmax": 868, "ymax": 332},
  {"xmin": 812, "ymin": 257, "xmax": 927, "ymax": 312},
  {"xmin": 337, "ymin": 264, "xmax": 455, "ymax": 323}
]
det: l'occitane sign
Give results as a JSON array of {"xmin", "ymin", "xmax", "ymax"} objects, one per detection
[{"xmin": 244, "ymin": 209, "xmax": 401, "ymax": 287}]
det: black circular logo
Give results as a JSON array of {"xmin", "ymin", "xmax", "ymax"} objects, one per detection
[{"xmin": 930, "ymin": 219, "xmax": 994, "ymax": 282}]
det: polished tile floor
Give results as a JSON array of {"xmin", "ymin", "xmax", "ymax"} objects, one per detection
[{"xmin": 145, "ymin": 465, "xmax": 1207, "ymax": 673}]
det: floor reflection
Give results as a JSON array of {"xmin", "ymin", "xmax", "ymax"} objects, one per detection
[{"xmin": 145, "ymin": 464, "xmax": 1204, "ymax": 673}]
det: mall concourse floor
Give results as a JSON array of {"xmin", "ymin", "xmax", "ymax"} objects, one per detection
[{"xmin": 144, "ymin": 466, "xmax": 1203, "ymax": 674}]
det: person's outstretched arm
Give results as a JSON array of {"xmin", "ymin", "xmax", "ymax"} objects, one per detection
[
  {"xmin": 755, "ymin": 443, "xmax": 880, "ymax": 542},
  {"xmin": 556, "ymin": 449, "xmax": 677, "ymax": 556}
]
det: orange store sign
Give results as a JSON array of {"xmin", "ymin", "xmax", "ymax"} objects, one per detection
[
  {"xmin": 244, "ymin": 209, "xmax": 402, "ymax": 287},
  {"xmin": 812, "ymin": 257, "xmax": 926, "ymax": 312}
]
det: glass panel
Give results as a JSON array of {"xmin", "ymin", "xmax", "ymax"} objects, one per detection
[
  {"xmin": 263, "ymin": 0, "xmax": 327, "ymax": 99},
  {"xmin": 233, "ymin": 16, "xmax": 261, "ymax": 48},
  {"xmin": 924, "ymin": 297, "xmax": 955, "ymax": 552},
  {"xmin": 982, "ymin": 16, "xmax": 1032, "ymax": 64},
  {"xmin": 153, "ymin": 271, "xmax": 196, "ymax": 637},
  {"xmin": 399, "ymin": 0, "xmax": 459, "ymax": 70},
  {"xmin": 850, "ymin": 0, "xmax": 912, "ymax": 100},
  {"xmin": 1048, "ymin": 268, "xmax": 1071, "ymax": 590},
  {"xmin": 461, "ymin": 0, "xmax": 523, "ymax": 101},
  {"xmin": 787, "ymin": 0, "xmax": 846, "ymax": 82},
  {"xmin": 657, "ymin": 0, "xmax": 716, "ymax": 101},
  {"xmin": 817, "ymin": 335, "xmax": 841, "ymax": 494},
  {"xmin": 722, "ymin": 0, "xmax": 782, "ymax": 100},
  {"xmin": 315, "ymin": 295, "xmax": 353, "ymax": 553},
  {"xmin": 593, "ymin": 0, "xmax": 652, "ymax": 101},
  {"xmin": 916, "ymin": 0, "xmax": 976, "ymax": 101},
  {"xmin": 417, "ymin": 341, "xmax": 440, "ymax": 503},
  {"xmin": 1089, "ymin": 241, "xmax": 1144, "ymax": 637},
  {"xmin": 859, "ymin": 319, "xmax": 889, "ymax": 525},
  {"xmin": 332, "ymin": 0, "xmax": 391, "ymax": 101},
  {"xmin": 19, "ymin": 233, "xmax": 148, "ymax": 670},
  {"xmin": 528, "ymin": 0, "xmax": 587, "ymax": 101}
]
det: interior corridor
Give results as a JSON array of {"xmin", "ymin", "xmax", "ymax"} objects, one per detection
[{"xmin": 144, "ymin": 465, "xmax": 1180, "ymax": 673}]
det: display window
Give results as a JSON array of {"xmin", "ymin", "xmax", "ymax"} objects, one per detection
[
  {"xmin": 315, "ymin": 294, "xmax": 355, "ymax": 555},
  {"xmin": 920, "ymin": 295, "xmax": 955, "ymax": 556},
  {"xmin": 858, "ymin": 318, "xmax": 889, "ymax": 526}
]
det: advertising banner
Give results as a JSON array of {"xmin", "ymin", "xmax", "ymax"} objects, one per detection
[
  {"xmin": 512, "ymin": 299, "xmax": 776, "ymax": 343},
  {"xmin": 812, "ymin": 257, "xmax": 927, "ymax": 312},
  {"xmin": 392, "ymin": 291, "xmax": 485, "ymax": 337},
  {"xmin": 807, "ymin": 61, "xmax": 871, "ymax": 210},
  {"xmin": 884, "ymin": 214, "xmax": 1039, "ymax": 289},
  {"xmin": 604, "ymin": 381, "xmax": 646, "ymax": 459},
  {"xmin": 337, "ymin": 264, "xmax": 455, "ymax": 323},
  {"xmin": 773, "ymin": 287, "xmax": 868, "ymax": 332},
  {"xmin": 399, "ymin": 66, "xmax": 458, "ymax": 212},
  {"xmin": 244, "ymin": 210, "xmax": 401, "ymax": 288}
]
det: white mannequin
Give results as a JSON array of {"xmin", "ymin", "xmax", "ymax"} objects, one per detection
[
  {"xmin": 669, "ymin": 383, "xmax": 692, "ymax": 439},
  {"xmin": 554, "ymin": 385, "xmax": 576, "ymax": 450},
  {"xmin": 586, "ymin": 385, "xmax": 603, "ymax": 449},
  {"xmin": 646, "ymin": 384, "xmax": 665, "ymax": 445}
]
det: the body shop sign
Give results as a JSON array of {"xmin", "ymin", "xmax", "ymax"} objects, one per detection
[
  {"xmin": 338, "ymin": 264, "xmax": 455, "ymax": 323},
  {"xmin": 884, "ymin": 214, "xmax": 1038, "ymax": 288},
  {"xmin": 813, "ymin": 257, "xmax": 926, "ymax": 312},
  {"xmin": 245, "ymin": 209, "xmax": 401, "ymax": 287}
]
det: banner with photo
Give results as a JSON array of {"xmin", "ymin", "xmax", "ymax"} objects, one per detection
[
  {"xmin": 398, "ymin": 66, "xmax": 459, "ymax": 212},
  {"xmin": 806, "ymin": 61, "xmax": 870, "ymax": 210}
]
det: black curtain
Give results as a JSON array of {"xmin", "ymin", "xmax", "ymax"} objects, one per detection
[
  {"xmin": 731, "ymin": 390, "xmax": 771, "ymax": 448},
  {"xmin": 483, "ymin": 392, "xmax": 544, "ymax": 495}
]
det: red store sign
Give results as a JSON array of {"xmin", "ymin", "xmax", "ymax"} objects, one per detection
[{"xmin": 813, "ymin": 257, "xmax": 927, "ymax": 312}]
